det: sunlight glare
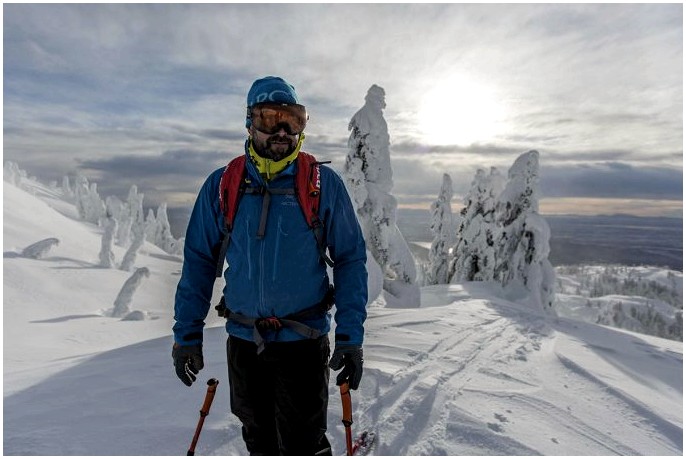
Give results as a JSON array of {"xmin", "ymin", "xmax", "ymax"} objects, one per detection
[{"xmin": 418, "ymin": 77, "xmax": 506, "ymax": 146}]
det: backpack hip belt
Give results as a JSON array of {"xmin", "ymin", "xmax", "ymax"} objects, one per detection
[{"xmin": 215, "ymin": 285, "xmax": 335, "ymax": 354}]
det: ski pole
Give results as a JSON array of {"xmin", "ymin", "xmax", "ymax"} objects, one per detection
[
  {"xmin": 340, "ymin": 381, "xmax": 354, "ymax": 456},
  {"xmin": 187, "ymin": 378, "xmax": 219, "ymax": 456}
]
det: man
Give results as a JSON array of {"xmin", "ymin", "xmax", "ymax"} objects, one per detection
[{"xmin": 172, "ymin": 76, "xmax": 368, "ymax": 455}]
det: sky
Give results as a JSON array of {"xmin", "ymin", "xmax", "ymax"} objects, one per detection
[{"xmin": 3, "ymin": 3, "xmax": 683, "ymax": 227}]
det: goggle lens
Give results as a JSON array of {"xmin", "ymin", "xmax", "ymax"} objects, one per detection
[{"xmin": 249, "ymin": 103, "xmax": 308, "ymax": 135}]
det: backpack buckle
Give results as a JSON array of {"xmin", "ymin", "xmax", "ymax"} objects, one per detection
[{"xmin": 256, "ymin": 317, "xmax": 283, "ymax": 331}]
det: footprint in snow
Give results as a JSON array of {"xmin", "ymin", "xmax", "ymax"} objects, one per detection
[{"xmin": 487, "ymin": 422, "xmax": 503, "ymax": 432}]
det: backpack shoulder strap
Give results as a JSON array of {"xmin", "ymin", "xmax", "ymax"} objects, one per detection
[
  {"xmin": 296, "ymin": 152, "xmax": 334, "ymax": 267},
  {"xmin": 219, "ymin": 155, "xmax": 248, "ymax": 231},
  {"xmin": 215, "ymin": 155, "xmax": 248, "ymax": 277}
]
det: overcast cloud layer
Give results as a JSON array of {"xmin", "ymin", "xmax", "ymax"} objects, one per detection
[{"xmin": 3, "ymin": 4, "xmax": 683, "ymax": 219}]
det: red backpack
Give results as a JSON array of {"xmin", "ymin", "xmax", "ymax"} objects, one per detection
[{"xmin": 214, "ymin": 152, "xmax": 334, "ymax": 277}]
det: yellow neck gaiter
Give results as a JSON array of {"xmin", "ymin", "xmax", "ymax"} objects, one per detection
[{"xmin": 247, "ymin": 134, "xmax": 305, "ymax": 181}]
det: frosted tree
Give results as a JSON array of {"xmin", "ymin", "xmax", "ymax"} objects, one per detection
[
  {"xmin": 73, "ymin": 176, "xmax": 88, "ymax": 219},
  {"xmin": 73, "ymin": 176, "xmax": 105, "ymax": 224},
  {"xmin": 144, "ymin": 208, "xmax": 159, "ymax": 243},
  {"xmin": 344, "ymin": 84, "xmax": 420, "ymax": 307},
  {"xmin": 493, "ymin": 151, "xmax": 556, "ymax": 315},
  {"xmin": 61, "ymin": 176, "xmax": 74, "ymax": 199},
  {"xmin": 144, "ymin": 203, "xmax": 182, "ymax": 255},
  {"xmin": 22, "ymin": 238, "xmax": 60, "ymax": 259},
  {"xmin": 449, "ymin": 167, "xmax": 505, "ymax": 282},
  {"xmin": 105, "ymin": 196, "xmax": 126, "ymax": 245},
  {"xmin": 427, "ymin": 174, "xmax": 454, "ymax": 285},
  {"xmin": 154, "ymin": 203, "xmax": 175, "ymax": 253},
  {"xmin": 112, "ymin": 267, "xmax": 150, "ymax": 318},
  {"xmin": 4, "ymin": 161, "xmax": 27, "ymax": 187},
  {"xmin": 98, "ymin": 214, "xmax": 117, "ymax": 268},
  {"xmin": 118, "ymin": 185, "xmax": 146, "ymax": 247},
  {"xmin": 120, "ymin": 224, "xmax": 146, "ymax": 272}
]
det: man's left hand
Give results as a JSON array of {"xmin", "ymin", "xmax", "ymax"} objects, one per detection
[{"xmin": 329, "ymin": 345, "xmax": 363, "ymax": 390}]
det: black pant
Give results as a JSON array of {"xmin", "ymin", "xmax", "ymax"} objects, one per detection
[{"xmin": 227, "ymin": 335, "xmax": 332, "ymax": 455}]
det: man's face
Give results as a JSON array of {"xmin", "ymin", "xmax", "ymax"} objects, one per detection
[{"xmin": 250, "ymin": 126, "xmax": 299, "ymax": 161}]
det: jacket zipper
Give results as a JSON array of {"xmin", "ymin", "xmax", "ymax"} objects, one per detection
[{"xmin": 258, "ymin": 216, "xmax": 266, "ymax": 316}]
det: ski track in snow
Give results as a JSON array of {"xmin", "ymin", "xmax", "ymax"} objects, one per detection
[
  {"xmin": 352, "ymin": 298, "xmax": 682, "ymax": 456},
  {"xmin": 555, "ymin": 354, "xmax": 683, "ymax": 453}
]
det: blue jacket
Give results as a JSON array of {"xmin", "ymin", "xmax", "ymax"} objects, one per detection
[{"xmin": 173, "ymin": 151, "xmax": 368, "ymax": 347}]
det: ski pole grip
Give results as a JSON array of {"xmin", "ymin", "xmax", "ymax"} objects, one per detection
[
  {"xmin": 199, "ymin": 378, "xmax": 219, "ymax": 416},
  {"xmin": 340, "ymin": 382, "xmax": 353, "ymax": 426}
]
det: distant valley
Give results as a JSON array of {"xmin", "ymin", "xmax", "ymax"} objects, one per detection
[{"xmin": 395, "ymin": 209, "xmax": 683, "ymax": 271}]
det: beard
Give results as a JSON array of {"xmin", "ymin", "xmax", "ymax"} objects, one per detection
[{"xmin": 252, "ymin": 134, "xmax": 297, "ymax": 161}]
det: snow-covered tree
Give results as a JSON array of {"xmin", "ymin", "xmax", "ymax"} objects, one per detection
[
  {"xmin": 123, "ymin": 185, "xmax": 146, "ymax": 247},
  {"xmin": 73, "ymin": 176, "xmax": 106, "ymax": 224},
  {"xmin": 120, "ymin": 224, "xmax": 146, "ymax": 272},
  {"xmin": 449, "ymin": 167, "xmax": 505, "ymax": 282},
  {"xmin": 447, "ymin": 151, "xmax": 555, "ymax": 315},
  {"xmin": 4, "ymin": 161, "xmax": 27, "ymax": 187},
  {"xmin": 344, "ymin": 84, "xmax": 420, "ymax": 307},
  {"xmin": 98, "ymin": 214, "xmax": 117, "ymax": 268},
  {"xmin": 144, "ymin": 203, "xmax": 182, "ymax": 255},
  {"xmin": 427, "ymin": 173, "xmax": 454, "ymax": 285},
  {"xmin": 112, "ymin": 267, "xmax": 150, "ymax": 318},
  {"xmin": 61, "ymin": 176, "xmax": 74, "ymax": 199},
  {"xmin": 22, "ymin": 238, "xmax": 60, "ymax": 259},
  {"xmin": 493, "ymin": 151, "xmax": 556, "ymax": 315}
]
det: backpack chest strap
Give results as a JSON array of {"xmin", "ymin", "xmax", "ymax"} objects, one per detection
[{"xmin": 244, "ymin": 186, "xmax": 295, "ymax": 239}]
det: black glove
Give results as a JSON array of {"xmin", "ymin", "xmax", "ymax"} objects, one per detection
[
  {"xmin": 172, "ymin": 343, "xmax": 204, "ymax": 387},
  {"xmin": 329, "ymin": 345, "xmax": 363, "ymax": 390}
]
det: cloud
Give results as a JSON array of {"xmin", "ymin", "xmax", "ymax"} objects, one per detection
[
  {"xmin": 75, "ymin": 149, "xmax": 230, "ymax": 201},
  {"xmin": 540, "ymin": 162, "xmax": 682, "ymax": 200},
  {"xmin": 3, "ymin": 4, "xmax": 682, "ymax": 218}
]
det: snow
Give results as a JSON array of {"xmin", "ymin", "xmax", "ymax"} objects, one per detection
[
  {"xmin": 555, "ymin": 265, "xmax": 682, "ymax": 341},
  {"xmin": 3, "ymin": 177, "xmax": 683, "ymax": 455}
]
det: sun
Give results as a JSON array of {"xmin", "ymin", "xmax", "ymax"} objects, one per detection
[{"xmin": 418, "ymin": 76, "xmax": 506, "ymax": 146}]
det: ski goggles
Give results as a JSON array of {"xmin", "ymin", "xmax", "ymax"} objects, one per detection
[{"xmin": 248, "ymin": 103, "xmax": 308, "ymax": 135}]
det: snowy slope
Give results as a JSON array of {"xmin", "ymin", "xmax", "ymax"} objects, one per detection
[{"xmin": 3, "ymin": 179, "xmax": 683, "ymax": 455}]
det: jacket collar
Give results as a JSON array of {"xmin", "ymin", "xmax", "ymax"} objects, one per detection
[{"xmin": 245, "ymin": 133, "xmax": 305, "ymax": 183}]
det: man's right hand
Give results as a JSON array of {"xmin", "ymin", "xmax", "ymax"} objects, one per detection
[{"xmin": 172, "ymin": 343, "xmax": 204, "ymax": 386}]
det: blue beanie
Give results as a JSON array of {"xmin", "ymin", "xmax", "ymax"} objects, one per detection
[{"xmin": 246, "ymin": 76, "xmax": 300, "ymax": 128}]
